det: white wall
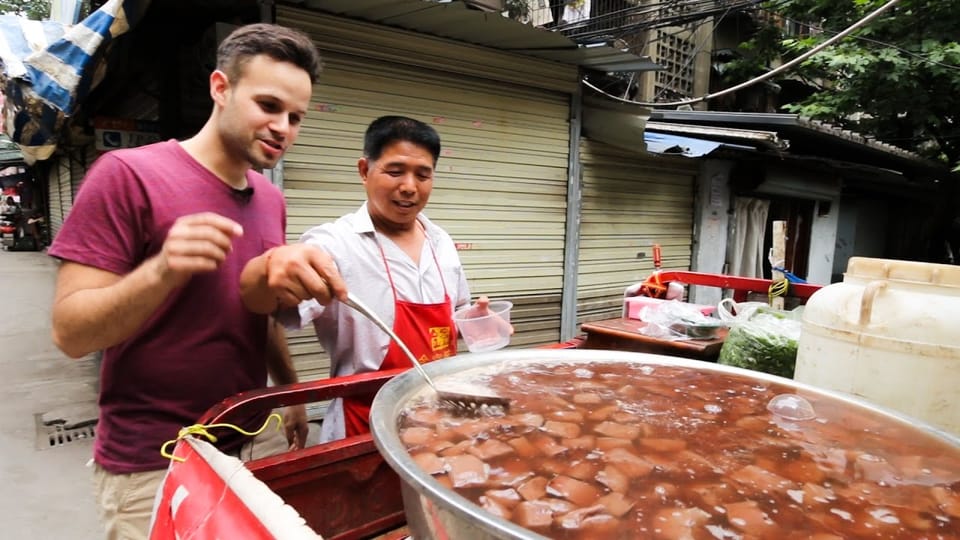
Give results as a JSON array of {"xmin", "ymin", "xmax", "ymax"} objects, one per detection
[
  {"xmin": 689, "ymin": 160, "xmax": 732, "ymax": 306},
  {"xmin": 807, "ymin": 198, "xmax": 842, "ymax": 285},
  {"xmin": 691, "ymin": 161, "xmax": 849, "ymax": 291}
]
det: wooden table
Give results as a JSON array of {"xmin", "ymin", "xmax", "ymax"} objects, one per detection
[{"xmin": 580, "ymin": 317, "xmax": 727, "ymax": 361}]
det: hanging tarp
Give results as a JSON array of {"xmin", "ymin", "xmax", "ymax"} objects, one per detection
[{"xmin": 0, "ymin": 0, "xmax": 151, "ymax": 163}]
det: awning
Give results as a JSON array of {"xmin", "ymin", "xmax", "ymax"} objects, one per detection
[
  {"xmin": 0, "ymin": 0, "xmax": 151, "ymax": 163},
  {"xmin": 285, "ymin": 0, "xmax": 661, "ymax": 72},
  {"xmin": 582, "ymin": 100, "xmax": 758, "ymax": 158},
  {"xmin": 643, "ymin": 132, "xmax": 754, "ymax": 157},
  {"xmin": 644, "ymin": 120, "xmax": 932, "ymax": 194},
  {"xmin": 645, "ymin": 121, "xmax": 787, "ymax": 152},
  {"xmin": 582, "ymin": 85, "xmax": 757, "ymax": 158},
  {"xmin": 648, "ymin": 109, "xmax": 944, "ymax": 176},
  {"xmin": 582, "ymin": 96, "xmax": 651, "ymax": 153}
]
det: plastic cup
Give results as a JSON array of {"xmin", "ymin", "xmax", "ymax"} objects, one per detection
[{"xmin": 453, "ymin": 300, "xmax": 513, "ymax": 353}]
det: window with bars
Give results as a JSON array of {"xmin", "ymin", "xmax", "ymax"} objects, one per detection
[{"xmin": 654, "ymin": 31, "xmax": 695, "ymax": 97}]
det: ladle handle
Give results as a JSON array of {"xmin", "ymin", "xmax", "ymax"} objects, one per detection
[{"xmin": 343, "ymin": 292, "xmax": 438, "ymax": 391}]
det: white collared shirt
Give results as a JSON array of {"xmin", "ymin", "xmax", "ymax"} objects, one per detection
[{"xmin": 278, "ymin": 203, "xmax": 470, "ymax": 441}]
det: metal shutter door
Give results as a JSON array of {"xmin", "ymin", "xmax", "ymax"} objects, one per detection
[
  {"xmin": 47, "ymin": 147, "xmax": 95, "ymax": 241},
  {"xmin": 577, "ymin": 138, "xmax": 697, "ymax": 324},
  {"xmin": 69, "ymin": 145, "xmax": 96, "ymax": 198},
  {"xmin": 47, "ymin": 157, "xmax": 69, "ymax": 239},
  {"xmin": 279, "ymin": 7, "xmax": 576, "ymax": 380}
]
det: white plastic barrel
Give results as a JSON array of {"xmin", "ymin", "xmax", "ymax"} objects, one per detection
[{"xmin": 794, "ymin": 257, "xmax": 960, "ymax": 435}]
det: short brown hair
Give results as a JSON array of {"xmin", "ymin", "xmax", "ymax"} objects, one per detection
[{"xmin": 217, "ymin": 23, "xmax": 322, "ymax": 84}]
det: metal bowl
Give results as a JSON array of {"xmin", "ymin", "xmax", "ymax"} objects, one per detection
[{"xmin": 369, "ymin": 349, "xmax": 960, "ymax": 540}]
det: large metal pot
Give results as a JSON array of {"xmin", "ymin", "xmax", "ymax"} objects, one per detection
[{"xmin": 369, "ymin": 349, "xmax": 960, "ymax": 540}]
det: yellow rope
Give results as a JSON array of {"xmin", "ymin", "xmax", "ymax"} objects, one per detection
[
  {"xmin": 768, "ymin": 278, "xmax": 789, "ymax": 306},
  {"xmin": 160, "ymin": 413, "xmax": 283, "ymax": 463}
]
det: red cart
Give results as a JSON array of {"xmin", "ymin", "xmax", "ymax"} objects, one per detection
[
  {"xmin": 191, "ymin": 368, "xmax": 411, "ymax": 540},
  {"xmin": 182, "ymin": 271, "xmax": 822, "ymax": 539}
]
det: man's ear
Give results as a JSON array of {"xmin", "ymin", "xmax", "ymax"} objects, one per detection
[
  {"xmin": 358, "ymin": 157, "xmax": 370, "ymax": 184},
  {"xmin": 210, "ymin": 70, "xmax": 230, "ymax": 106}
]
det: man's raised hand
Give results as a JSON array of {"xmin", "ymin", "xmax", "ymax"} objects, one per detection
[
  {"xmin": 156, "ymin": 213, "xmax": 244, "ymax": 284},
  {"xmin": 263, "ymin": 244, "xmax": 347, "ymax": 307}
]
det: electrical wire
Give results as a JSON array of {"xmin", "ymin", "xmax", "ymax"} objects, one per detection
[
  {"xmin": 588, "ymin": 18, "xmax": 728, "ymax": 98},
  {"xmin": 582, "ymin": 0, "xmax": 902, "ymax": 107},
  {"xmin": 653, "ymin": 6, "xmax": 735, "ymax": 100},
  {"xmin": 552, "ymin": 0, "xmax": 717, "ymax": 31},
  {"xmin": 756, "ymin": 7, "xmax": 960, "ymax": 73},
  {"xmin": 584, "ymin": 18, "xmax": 714, "ymax": 96},
  {"xmin": 556, "ymin": 0, "xmax": 765, "ymax": 41},
  {"xmin": 619, "ymin": 18, "xmax": 717, "ymax": 56}
]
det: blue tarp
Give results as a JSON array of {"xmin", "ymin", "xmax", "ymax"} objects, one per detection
[
  {"xmin": 643, "ymin": 131, "xmax": 759, "ymax": 157},
  {"xmin": 0, "ymin": 0, "xmax": 151, "ymax": 163},
  {"xmin": 644, "ymin": 131, "xmax": 726, "ymax": 157}
]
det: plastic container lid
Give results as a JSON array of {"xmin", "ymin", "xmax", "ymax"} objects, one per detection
[{"xmin": 846, "ymin": 257, "xmax": 960, "ymax": 289}]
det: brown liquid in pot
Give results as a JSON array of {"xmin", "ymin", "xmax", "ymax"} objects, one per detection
[{"xmin": 398, "ymin": 362, "xmax": 960, "ymax": 539}]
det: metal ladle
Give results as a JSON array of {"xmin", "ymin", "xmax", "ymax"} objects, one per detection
[{"xmin": 343, "ymin": 292, "xmax": 510, "ymax": 414}]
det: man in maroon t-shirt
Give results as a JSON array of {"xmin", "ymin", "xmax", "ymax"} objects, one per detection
[{"xmin": 49, "ymin": 24, "xmax": 336, "ymax": 539}]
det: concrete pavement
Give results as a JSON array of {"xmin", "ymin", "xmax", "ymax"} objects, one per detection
[{"xmin": 0, "ymin": 251, "xmax": 101, "ymax": 538}]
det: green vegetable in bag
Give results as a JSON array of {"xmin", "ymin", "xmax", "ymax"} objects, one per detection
[{"xmin": 718, "ymin": 308, "xmax": 802, "ymax": 378}]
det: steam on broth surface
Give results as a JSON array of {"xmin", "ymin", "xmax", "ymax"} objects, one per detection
[{"xmin": 398, "ymin": 362, "xmax": 960, "ymax": 540}]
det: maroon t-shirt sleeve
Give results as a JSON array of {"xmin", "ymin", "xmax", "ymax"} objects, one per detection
[{"xmin": 48, "ymin": 152, "xmax": 149, "ymax": 275}]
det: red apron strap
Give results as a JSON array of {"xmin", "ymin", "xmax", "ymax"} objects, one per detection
[{"xmin": 343, "ymin": 222, "xmax": 458, "ymax": 437}]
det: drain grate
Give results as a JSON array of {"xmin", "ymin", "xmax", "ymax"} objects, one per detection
[{"xmin": 35, "ymin": 414, "xmax": 97, "ymax": 450}]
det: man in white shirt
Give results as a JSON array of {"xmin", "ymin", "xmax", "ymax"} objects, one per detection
[{"xmin": 241, "ymin": 116, "xmax": 495, "ymax": 441}]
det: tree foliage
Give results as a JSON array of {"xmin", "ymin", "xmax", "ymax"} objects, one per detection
[
  {"xmin": 0, "ymin": 1, "xmax": 93, "ymax": 22},
  {"xmin": 733, "ymin": 0, "xmax": 960, "ymax": 171},
  {"xmin": 0, "ymin": 0, "xmax": 50, "ymax": 20}
]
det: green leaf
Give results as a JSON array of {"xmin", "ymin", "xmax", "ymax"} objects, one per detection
[{"xmin": 719, "ymin": 0, "xmax": 960, "ymax": 170}]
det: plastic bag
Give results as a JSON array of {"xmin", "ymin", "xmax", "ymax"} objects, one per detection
[
  {"xmin": 639, "ymin": 301, "xmax": 724, "ymax": 341},
  {"xmin": 716, "ymin": 298, "xmax": 769, "ymax": 324},
  {"xmin": 717, "ymin": 300, "xmax": 802, "ymax": 378}
]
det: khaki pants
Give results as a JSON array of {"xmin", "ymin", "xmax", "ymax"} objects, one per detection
[
  {"xmin": 92, "ymin": 424, "xmax": 290, "ymax": 540},
  {"xmin": 93, "ymin": 465, "xmax": 166, "ymax": 540}
]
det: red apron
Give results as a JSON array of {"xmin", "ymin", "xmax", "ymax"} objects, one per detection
[{"xmin": 342, "ymin": 231, "xmax": 457, "ymax": 437}]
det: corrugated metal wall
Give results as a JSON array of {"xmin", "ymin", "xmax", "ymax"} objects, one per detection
[
  {"xmin": 45, "ymin": 147, "xmax": 97, "ymax": 241},
  {"xmin": 47, "ymin": 158, "xmax": 70, "ymax": 238},
  {"xmin": 577, "ymin": 139, "xmax": 698, "ymax": 323},
  {"xmin": 278, "ymin": 7, "xmax": 577, "ymax": 380},
  {"xmin": 70, "ymin": 146, "xmax": 96, "ymax": 198}
]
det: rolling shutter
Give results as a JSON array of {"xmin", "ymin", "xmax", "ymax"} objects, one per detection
[
  {"xmin": 278, "ymin": 7, "xmax": 577, "ymax": 381},
  {"xmin": 46, "ymin": 146, "xmax": 96, "ymax": 241},
  {"xmin": 577, "ymin": 139, "xmax": 697, "ymax": 324},
  {"xmin": 47, "ymin": 157, "xmax": 70, "ymax": 238},
  {"xmin": 70, "ymin": 145, "xmax": 97, "ymax": 198}
]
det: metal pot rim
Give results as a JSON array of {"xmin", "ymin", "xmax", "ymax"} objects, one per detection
[{"xmin": 370, "ymin": 349, "xmax": 960, "ymax": 539}]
